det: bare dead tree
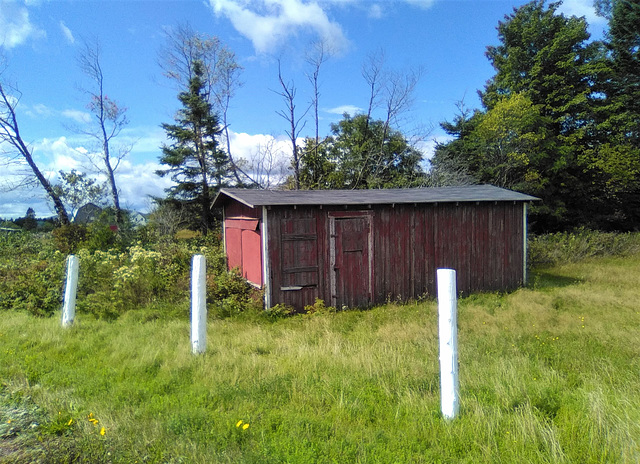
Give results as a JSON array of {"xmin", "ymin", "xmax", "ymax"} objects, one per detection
[
  {"xmin": 305, "ymin": 41, "xmax": 331, "ymax": 156},
  {"xmin": 214, "ymin": 48, "xmax": 244, "ymax": 185},
  {"xmin": 353, "ymin": 52, "xmax": 423, "ymax": 189},
  {"xmin": 159, "ymin": 24, "xmax": 245, "ymax": 185},
  {"xmin": 0, "ymin": 75, "xmax": 70, "ymax": 224},
  {"xmin": 77, "ymin": 40, "xmax": 130, "ymax": 226},
  {"xmin": 242, "ymin": 137, "xmax": 289, "ymax": 189},
  {"xmin": 275, "ymin": 59, "xmax": 310, "ymax": 190},
  {"xmin": 362, "ymin": 49, "xmax": 385, "ymax": 126}
]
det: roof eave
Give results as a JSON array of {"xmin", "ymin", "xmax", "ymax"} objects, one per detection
[{"xmin": 212, "ymin": 189, "xmax": 258, "ymax": 209}]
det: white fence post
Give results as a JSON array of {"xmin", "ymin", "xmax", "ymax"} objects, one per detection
[
  {"xmin": 61, "ymin": 255, "xmax": 79, "ymax": 327},
  {"xmin": 191, "ymin": 254, "xmax": 207, "ymax": 354},
  {"xmin": 437, "ymin": 268, "xmax": 459, "ymax": 420}
]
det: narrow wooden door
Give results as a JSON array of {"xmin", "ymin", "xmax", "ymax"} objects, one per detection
[{"xmin": 330, "ymin": 214, "xmax": 372, "ymax": 308}]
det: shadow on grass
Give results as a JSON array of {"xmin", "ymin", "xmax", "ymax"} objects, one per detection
[{"xmin": 528, "ymin": 268, "xmax": 583, "ymax": 290}]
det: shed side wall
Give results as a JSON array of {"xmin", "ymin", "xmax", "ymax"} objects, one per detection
[{"xmin": 264, "ymin": 202, "xmax": 524, "ymax": 310}]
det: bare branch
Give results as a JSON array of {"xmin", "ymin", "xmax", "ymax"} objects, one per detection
[
  {"xmin": 0, "ymin": 76, "xmax": 70, "ymax": 224},
  {"xmin": 362, "ymin": 49, "xmax": 385, "ymax": 122},
  {"xmin": 76, "ymin": 39, "xmax": 130, "ymax": 225},
  {"xmin": 273, "ymin": 60, "xmax": 311, "ymax": 189}
]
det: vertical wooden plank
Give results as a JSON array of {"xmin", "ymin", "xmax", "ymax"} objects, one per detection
[
  {"xmin": 425, "ymin": 205, "xmax": 436, "ymax": 296},
  {"xmin": 378, "ymin": 208, "xmax": 391, "ymax": 302},
  {"xmin": 268, "ymin": 208, "xmax": 282, "ymax": 306}
]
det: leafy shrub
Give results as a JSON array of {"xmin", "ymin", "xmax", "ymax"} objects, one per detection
[
  {"xmin": 263, "ymin": 303, "xmax": 296, "ymax": 320},
  {"xmin": 52, "ymin": 224, "xmax": 87, "ymax": 254},
  {"xmin": 303, "ymin": 298, "xmax": 336, "ymax": 315},
  {"xmin": 0, "ymin": 233, "xmax": 65, "ymax": 316}
]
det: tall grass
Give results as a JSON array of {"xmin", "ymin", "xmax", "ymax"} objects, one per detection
[{"xmin": 1, "ymin": 256, "xmax": 640, "ymax": 462}]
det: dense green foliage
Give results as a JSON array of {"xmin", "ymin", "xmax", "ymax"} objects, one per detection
[
  {"xmin": 0, "ymin": 229, "xmax": 259, "ymax": 320},
  {"xmin": 157, "ymin": 60, "xmax": 231, "ymax": 235},
  {"xmin": 528, "ymin": 227, "xmax": 640, "ymax": 267},
  {"xmin": 1, "ymin": 249, "xmax": 639, "ymax": 462},
  {"xmin": 432, "ymin": 0, "xmax": 640, "ymax": 232},
  {"xmin": 299, "ymin": 114, "xmax": 426, "ymax": 189}
]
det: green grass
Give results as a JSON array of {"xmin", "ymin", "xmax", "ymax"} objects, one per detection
[{"xmin": 1, "ymin": 255, "xmax": 640, "ymax": 463}]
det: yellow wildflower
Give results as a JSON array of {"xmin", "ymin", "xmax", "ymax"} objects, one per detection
[
  {"xmin": 236, "ymin": 420, "xmax": 243, "ymax": 428},
  {"xmin": 100, "ymin": 427, "xmax": 106, "ymax": 436},
  {"xmin": 242, "ymin": 423, "xmax": 250, "ymax": 430},
  {"xmin": 67, "ymin": 419, "xmax": 73, "ymax": 426}
]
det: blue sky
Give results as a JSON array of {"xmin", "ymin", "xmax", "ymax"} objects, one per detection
[{"xmin": 0, "ymin": 0, "xmax": 606, "ymax": 218}]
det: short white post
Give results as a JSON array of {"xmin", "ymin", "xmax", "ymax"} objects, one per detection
[
  {"xmin": 191, "ymin": 254, "xmax": 207, "ymax": 354},
  {"xmin": 61, "ymin": 255, "xmax": 79, "ymax": 327},
  {"xmin": 437, "ymin": 268, "xmax": 459, "ymax": 420}
]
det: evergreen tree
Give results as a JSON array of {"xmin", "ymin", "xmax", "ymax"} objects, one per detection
[
  {"xmin": 157, "ymin": 60, "xmax": 230, "ymax": 234},
  {"xmin": 434, "ymin": 1, "xmax": 609, "ymax": 231},
  {"xmin": 20, "ymin": 208, "xmax": 38, "ymax": 231},
  {"xmin": 585, "ymin": 0, "xmax": 640, "ymax": 229}
]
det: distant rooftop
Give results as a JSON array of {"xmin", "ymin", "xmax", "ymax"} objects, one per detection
[{"xmin": 213, "ymin": 185, "xmax": 539, "ymax": 208}]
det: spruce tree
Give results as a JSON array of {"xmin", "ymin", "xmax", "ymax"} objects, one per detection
[{"xmin": 157, "ymin": 60, "xmax": 230, "ymax": 234}]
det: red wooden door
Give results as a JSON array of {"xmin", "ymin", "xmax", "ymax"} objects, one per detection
[{"xmin": 330, "ymin": 214, "xmax": 372, "ymax": 308}]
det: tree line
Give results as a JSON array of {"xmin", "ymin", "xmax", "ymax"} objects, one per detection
[
  {"xmin": 432, "ymin": 0, "xmax": 640, "ymax": 232},
  {"xmin": 1, "ymin": 0, "xmax": 639, "ymax": 235}
]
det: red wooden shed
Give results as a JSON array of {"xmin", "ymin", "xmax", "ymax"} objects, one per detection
[{"xmin": 212, "ymin": 185, "xmax": 537, "ymax": 310}]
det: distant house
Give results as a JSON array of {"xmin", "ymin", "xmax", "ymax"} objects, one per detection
[
  {"xmin": 73, "ymin": 204, "xmax": 148, "ymax": 228},
  {"xmin": 213, "ymin": 185, "xmax": 538, "ymax": 311},
  {"xmin": 73, "ymin": 203, "xmax": 102, "ymax": 224}
]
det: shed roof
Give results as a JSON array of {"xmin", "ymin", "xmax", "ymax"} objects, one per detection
[{"xmin": 213, "ymin": 185, "xmax": 538, "ymax": 209}]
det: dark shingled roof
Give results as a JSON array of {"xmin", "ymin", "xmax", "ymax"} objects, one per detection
[{"xmin": 213, "ymin": 185, "xmax": 538, "ymax": 208}]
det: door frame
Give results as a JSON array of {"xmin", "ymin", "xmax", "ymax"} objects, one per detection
[{"xmin": 328, "ymin": 211, "xmax": 374, "ymax": 308}]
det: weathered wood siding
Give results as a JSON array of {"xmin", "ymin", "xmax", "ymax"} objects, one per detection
[{"xmin": 264, "ymin": 201, "xmax": 525, "ymax": 310}]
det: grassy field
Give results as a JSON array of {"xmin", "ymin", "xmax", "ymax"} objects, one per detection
[{"xmin": 1, "ymin": 255, "xmax": 639, "ymax": 463}]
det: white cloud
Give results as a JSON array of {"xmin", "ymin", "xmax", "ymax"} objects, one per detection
[
  {"xmin": 325, "ymin": 104, "xmax": 362, "ymax": 115},
  {"xmin": 61, "ymin": 109, "xmax": 91, "ymax": 124},
  {"xmin": 59, "ymin": 20, "xmax": 75, "ymax": 44},
  {"xmin": 368, "ymin": 4, "xmax": 383, "ymax": 19},
  {"xmin": 229, "ymin": 130, "xmax": 291, "ymax": 163},
  {"xmin": 209, "ymin": 0, "xmax": 349, "ymax": 54},
  {"xmin": 418, "ymin": 134, "xmax": 453, "ymax": 161},
  {"xmin": 26, "ymin": 103, "xmax": 54, "ymax": 117},
  {"xmin": 557, "ymin": 0, "xmax": 606, "ymax": 25},
  {"xmin": 114, "ymin": 159, "xmax": 174, "ymax": 211},
  {"xmin": 0, "ymin": 0, "xmax": 45, "ymax": 49},
  {"xmin": 36, "ymin": 136, "xmax": 87, "ymax": 173},
  {"xmin": 403, "ymin": 0, "xmax": 435, "ymax": 10},
  {"xmin": 0, "ymin": 127, "xmax": 296, "ymax": 218}
]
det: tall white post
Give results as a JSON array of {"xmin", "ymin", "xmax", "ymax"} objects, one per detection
[
  {"xmin": 61, "ymin": 255, "xmax": 79, "ymax": 328},
  {"xmin": 191, "ymin": 254, "xmax": 207, "ymax": 354},
  {"xmin": 437, "ymin": 268, "xmax": 459, "ymax": 420}
]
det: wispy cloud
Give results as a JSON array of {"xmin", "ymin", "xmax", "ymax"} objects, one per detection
[
  {"xmin": 59, "ymin": 20, "xmax": 75, "ymax": 44},
  {"xmin": 368, "ymin": 4, "xmax": 383, "ymax": 19},
  {"xmin": 325, "ymin": 104, "xmax": 362, "ymax": 116},
  {"xmin": 0, "ymin": 0, "xmax": 45, "ymax": 50},
  {"xmin": 557, "ymin": 0, "xmax": 606, "ymax": 25},
  {"xmin": 23, "ymin": 104, "xmax": 91, "ymax": 124},
  {"xmin": 403, "ymin": 0, "xmax": 436, "ymax": 10},
  {"xmin": 61, "ymin": 109, "xmax": 91, "ymax": 124},
  {"xmin": 209, "ymin": 0, "xmax": 349, "ymax": 55}
]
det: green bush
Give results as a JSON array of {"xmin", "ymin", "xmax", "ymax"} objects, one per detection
[
  {"xmin": 1, "ymin": 229, "xmax": 264, "ymax": 320},
  {"xmin": 52, "ymin": 224, "xmax": 87, "ymax": 254},
  {"xmin": 0, "ymin": 233, "xmax": 65, "ymax": 316},
  {"xmin": 528, "ymin": 228, "xmax": 640, "ymax": 267}
]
